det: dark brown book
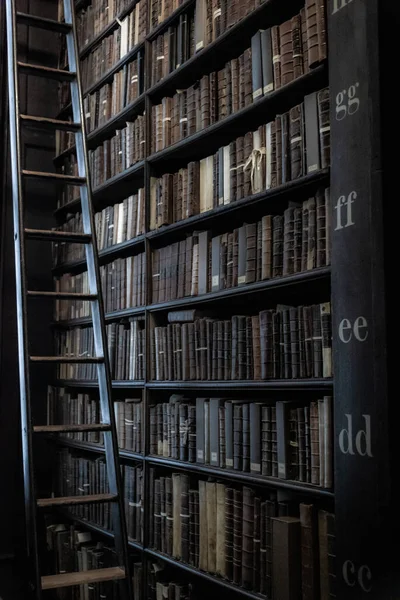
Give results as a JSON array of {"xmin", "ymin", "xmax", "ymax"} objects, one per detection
[
  {"xmin": 242, "ymin": 487, "xmax": 255, "ymax": 589},
  {"xmin": 224, "ymin": 487, "xmax": 234, "ymax": 580},
  {"xmin": 232, "ymin": 489, "xmax": 242, "ymax": 585},
  {"xmin": 306, "ymin": 0, "xmax": 319, "ymax": 68},
  {"xmin": 272, "ymin": 516, "xmax": 302, "ymax": 600},
  {"xmin": 300, "ymin": 504, "xmax": 319, "ymax": 600},
  {"xmin": 271, "ymin": 26, "xmax": 281, "ymax": 89},
  {"xmin": 279, "ymin": 19, "xmax": 294, "ymax": 86},
  {"xmin": 250, "ymin": 402, "xmax": 261, "ymax": 473}
]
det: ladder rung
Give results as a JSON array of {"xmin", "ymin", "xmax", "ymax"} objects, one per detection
[
  {"xmin": 27, "ymin": 291, "xmax": 97, "ymax": 300},
  {"xmin": 41, "ymin": 567, "xmax": 126, "ymax": 590},
  {"xmin": 37, "ymin": 493, "xmax": 117, "ymax": 508},
  {"xmin": 30, "ymin": 356, "xmax": 104, "ymax": 364},
  {"xmin": 18, "ymin": 61, "xmax": 76, "ymax": 81},
  {"xmin": 34, "ymin": 423, "xmax": 111, "ymax": 433},
  {"xmin": 16, "ymin": 12, "xmax": 72, "ymax": 34},
  {"xmin": 22, "ymin": 170, "xmax": 86, "ymax": 185},
  {"xmin": 20, "ymin": 114, "xmax": 80, "ymax": 132},
  {"xmin": 25, "ymin": 228, "xmax": 91, "ymax": 243}
]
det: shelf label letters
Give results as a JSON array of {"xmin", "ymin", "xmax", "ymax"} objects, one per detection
[
  {"xmin": 338, "ymin": 317, "xmax": 368, "ymax": 343},
  {"xmin": 335, "ymin": 191, "xmax": 356, "ymax": 230},
  {"xmin": 332, "ymin": 0, "xmax": 353, "ymax": 15},
  {"xmin": 338, "ymin": 414, "xmax": 373, "ymax": 457},
  {"xmin": 343, "ymin": 561, "xmax": 372, "ymax": 592},
  {"xmin": 335, "ymin": 84, "xmax": 360, "ymax": 120}
]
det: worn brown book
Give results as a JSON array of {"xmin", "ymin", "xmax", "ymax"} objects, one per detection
[
  {"xmin": 280, "ymin": 19, "xmax": 294, "ymax": 86},
  {"xmin": 300, "ymin": 504, "xmax": 319, "ymax": 600},
  {"xmin": 272, "ymin": 516, "xmax": 302, "ymax": 600},
  {"xmin": 271, "ymin": 26, "xmax": 281, "ymax": 89},
  {"xmin": 317, "ymin": 88, "xmax": 330, "ymax": 169}
]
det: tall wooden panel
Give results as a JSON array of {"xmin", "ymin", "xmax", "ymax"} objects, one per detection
[{"xmin": 328, "ymin": 0, "xmax": 389, "ymax": 597}]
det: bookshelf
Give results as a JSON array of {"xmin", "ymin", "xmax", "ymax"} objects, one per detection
[{"xmin": 3, "ymin": 0, "xmax": 393, "ymax": 597}]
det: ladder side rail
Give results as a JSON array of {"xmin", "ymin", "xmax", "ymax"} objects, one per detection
[
  {"xmin": 62, "ymin": 1, "xmax": 133, "ymax": 595},
  {"xmin": 5, "ymin": 0, "xmax": 42, "ymax": 596}
]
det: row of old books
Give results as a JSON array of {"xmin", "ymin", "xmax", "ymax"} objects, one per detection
[
  {"xmin": 60, "ymin": 114, "xmax": 145, "ymax": 207},
  {"xmin": 54, "ymin": 252, "xmax": 146, "ymax": 321},
  {"xmin": 47, "ymin": 523, "xmax": 143, "ymax": 600},
  {"xmin": 88, "ymin": 116, "xmax": 145, "ymax": 187},
  {"xmin": 150, "ymin": 9, "xmax": 195, "ymax": 86},
  {"xmin": 151, "ymin": 0, "xmax": 327, "ymax": 154},
  {"xmin": 150, "ymin": 0, "xmax": 187, "ymax": 31},
  {"xmin": 151, "ymin": 304, "xmax": 332, "ymax": 382},
  {"xmin": 46, "ymin": 387, "xmax": 143, "ymax": 453},
  {"xmin": 83, "ymin": 53, "xmax": 144, "ymax": 135},
  {"xmin": 54, "ymin": 191, "xmax": 144, "ymax": 250},
  {"xmin": 56, "ymin": 449, "xmax": 143, "ymax": 542},
  {"xmin": 150, "ymin": 88, "xmax": 330, "ymax": 230},
  {"xmin": 149, "ymin": 396, "xmax": 332, "ymax": 488},
  {"xmin": 149, "ymin": 472, "xmax": 336, "ymax": 599},
  {"xmin": 55, "ymin": 319, "xmax": 145, "ymax": 380},
  {"xmin": 80, "ymin": 9, "xmax": 147, "ymax": 92},
  {"xmin": 152, "ymin": 191, "xmax": 330, "ymax": 304},
  {"xmin": 76, "ymin": 0, "xmax": 147, "ymax": 50}
]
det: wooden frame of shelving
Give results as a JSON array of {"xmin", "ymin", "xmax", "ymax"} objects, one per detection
[{"xmin": 40, "ymin": 0, "xmax": 375, "ymax": 598}]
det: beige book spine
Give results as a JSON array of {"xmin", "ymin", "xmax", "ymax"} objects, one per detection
[
  {"xmin": 172, "ymin": 473, "xmax": 182, "ymax": 558},
  {"xmin": 206, "ymin": 481, "xmax": 217, "ymax": 573},
  {"xmin": 199, "ymin": 480, "xmax": 208, "ymax": 570},
  {"xmin": 216, "ymin": 482, "xmax": 226, "ymax": 577}
]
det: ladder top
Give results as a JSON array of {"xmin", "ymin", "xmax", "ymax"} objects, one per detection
[
  {"xmin": 22, "ymin": 170, "xmax": 86, "ymax": 185},
  {"xmin": 41, "ymin": 567, "xmax": 126, "ymax": 590},
  {"xmin": 33, "ymin": 424, "xmax": 111, "ymax": 433}
]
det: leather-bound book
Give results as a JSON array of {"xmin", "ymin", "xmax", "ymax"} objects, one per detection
[
  {"xmin": 198, "ymin": 231, "xmax": 210, "ymax": 295},
  {"xmin": 232, "ymin": 488, "xmax": 243, "ymax": 585},
  {"xmin": 303, "ymin": 305, "xmax": 313, "ymax": 377},
  {"xmin": 212, "ymin": 0, "xmax": 222, "ymax": 39},
  {"xmin": 187, "ymin": 161, "xmax": 200, "ymax": 217},
  {"xmin": 304, "ymin": 92, "xmax": 320, "ymax": 174},
  {"xmin": 181, "ymin": 475, "xmax": 190, "ymax": 562},
  {"xmin": 271, "ymin": 26, "xmax": 281, "ymax": 89},
  {"xmin": 320, "ymin": 302, "xmax": 332, "ymax": 378},
  {"xmin": 289, "ymin": 104, "xmax": 304, "ymax": 180},
  {"xmin": 281, "ymin": 112, "xmax": 290, "ymax": 184},
  {"xmin": 304, "ymin": 406, "xmax": 311, "ymax": 482},
  {"xmin": 293, "ymin": 207, "xmax": 302, "ymax": 273},
  {"xmin": 242, "ymin": 487, "xmax": 255, "ymax": 589},
  {"xmin": 280, "ymin": 19, "xmax": 294, "ymax": 87},
  {"xmin": 316, "ymin": 190, "xmax": 327, "ymax": 267},
  {"xmin": 160, "ymin": 476, "xmax": 166, "ymax": 551},
  {"xmin": 300, "ymin": 504, "xmax": 319, "ymax": 600},
  {"xmin": 224, "ymin": 320, "xmax": 231, "ymax": 380},
  {"xmin": 195, "ymin": 0, "xmax": 207, "ymax": 52},
  {"xmin": 297, "ymin": 407, "xmax": 306, "ymax": 482},
  {"xmin": 251, "ymin": 314, "xmax": 261, "ymax": 380},
  {"xmin": 188, "ymin": 404, "xmax": 197, "ymax": 462},
  {"xmin": 243, "ymin": 401, "xmax": 251, "ymax": 470},
  {"xmin": 289, "ymin": 306, "xmax": 300, "ymax": 379},
  {"xmin": 261, "ymin": 215, "xmax": 272, "ymax": 279},
  {"xmin": 172, "ymin": 473, "xmax": 182, "ymax": 558},
  {"xmin": 246, "ymin": 316, "xmax": 253, "ymax": 380},
  {"xmin": 275, "ymin": 116, "xmax": 283, "ymax": 186},
  {"xmin": 210, "ymin": 398, "xmax": 223, "ymax": 466},
  {"xmin": 305, "ymin": 0, "xmax": 319, "ymax": 68},
  {"xmin": 309, "ymin": 401, "xmax": 320, "ymax": 485},
  {"xmin": 194, "ymin": 489, "xmax": 201, "ymax": 567},
  {"xmin": 238, "ymin": 315, "xmax": 247, "ymax": 380},
  {"xmin": 260, "ymin": 309, "xmax": 274, "ymax": 379},
  {"xmin": 261, "ymin": 406, "xmax": 271, "ymax": 475},
  {"xmin": 230, "ymin": 57, "xmax": 238, "ymax": 112},
  {"xmin": 217, "ymin": 68, "xmax": 227, "ymax": 121},
  {"xmin": 299, "ymin": 8, "xmax": 309, "ymax": 75},
  {"xmin": 165, "ymin": 476, "xmax": 174, "ymax": 555},
  {"xmin": 318, "ymin": 510, "xmax": 336, "ymax": 599},
  {"xmin": 229, "ymin": 140, "xmax": 237, "ymax": 202},
  {"xmin": 251, "ymin": 31, "xmax": 263, "ymax": 101},
  {"xmin": 216, "ymin": 482, "xmax": 226, "ymax": 577},
  {"xmin": 198, "ymin": 480, "xmax": 208, "ymax": 570},
  {"xmin": 210, "ymin": 71, "xmax": 217, "ymax": 124},
  {"xmin": 250, "ymin": 403, "xmax": 262, "ymax": 473},
  {"xmin": 272, "ymin": 516, "xmax": 301, "ymax": 600},
  {"xmin": 317, "ymin": 88, "xmax": 330, "ymax": 169},
  {"xmin": 243, "ymin": 223, "xmax": 256, "ymax": 284},
  {"xmin": 206, "ymin": 481, "xmax": 217, "ymax": 572},
  {"xmin": 312, "ymin": 303, "xmax": 322, "ymax": 377},
  {"xmin": 224, "ymin": 487, "xmax": 234, "ymax": 580},
  {"xmin": 283, "ymin": 207, "xmax": 295, "ymax": 276},
  {"xmin": 233, "ymin": 403, "xmax": 243, "ymax": 470},
  {"xmin": 256, "ymin": 220, "xmax": 262, "ymax": 282},
  {"xmin": 307, "ymin": 197, "xmax": 316, "ymax": 270},
  {"xmin": 153, "ymin": 477, "xmax": 161, "ymax": 549},
  {"xmin": 301, "ymin": 199, "xmax": 309, "ymax": 272},
  {"xmin": 236, "ymin": 136, "xmax": 245, "ymax": 200},
  {"xmin": 316, "ymin": 0, "xmax": 327, "ymax": 62},
  {"xmin": 272, "ymin": 215, "xmax": 284, "ymax": 277},
  {"xmin": 200, "ymin": 74, "xmax": 210, "ymax": 130},
  {"xmin": 291, "ymin": 15, "xmax": 303, "ymax": 81}
]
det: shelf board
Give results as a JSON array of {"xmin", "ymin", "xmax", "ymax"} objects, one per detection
[
  {"xmin": 146, "ymin": 0, "xmax": 195, "ymax": 41},
  {"xmin": 84, "ymin": 42, "xmax": 144, "ymax": 98},
  {"xmin": 147, "ymin": 379, "xmax": 333, "ymax": 390},
  {"xmin": 59, "ymin": 510, "xmax": 143, "ymax": 551},
  {"xmin": 55, "ymin": 380, "xmax": 145, "ymax": 388},
  {"xmin": 53, "ymin": 306, "xmax": 145, "ymax": 328},
  {"xmin": 44, "ymin": 435, "xmax": 143, "ymax": 461},
  {"xmin": 52, "ymin": 235, "xmax": 146, "ymax": 276},
  {"xmin": 146, "ymin": 456, "xmax": 334, "ymax": 498},
  {"xmin": 147, "ymin": 168, "xmax": 330, "ymax": 242},
  {"xmin": 78, "ymin": 0, "xmax": 140, "ymax": 60},
  {"xmin": 148, "ymin": 65, "xmax": 327, "ymax": 171},
  {"xmin": 149, "ymin": 267, "xmax": 331, "ymax": 312},
  {"xmin": 144, "ymin": 550, "xmax": 266, "ymax": 600},
  {"xmin": 147, "ymin": 0, "xmax": 305, "ymax": 102}
]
